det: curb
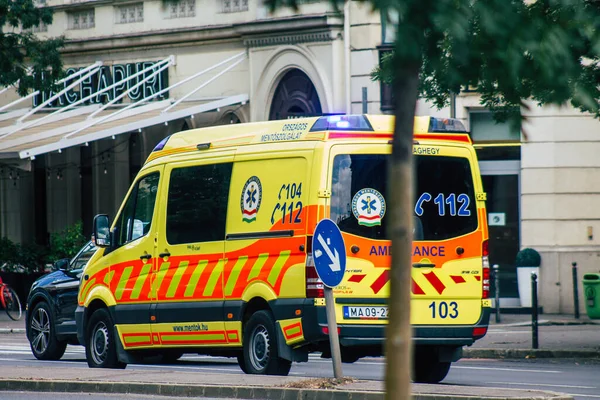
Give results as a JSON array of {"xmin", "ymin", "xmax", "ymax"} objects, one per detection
[
  {"xmin": 0, "ymin": 328, "xmax": 25, "ymax": 334},
  {"xmin": 0, "ymin": 379, "xmax": 573, "ymax": 400},
  {"xmin": 0, "ymin": 379, "xmax": 381, "ymax": 400},
  {"xmin": 492, "ymin": 320, "xmax": 599, "ymax": 328},
  {"xmin": 464, "ymin": 348, "xmax": 600, "ymax": 359}
]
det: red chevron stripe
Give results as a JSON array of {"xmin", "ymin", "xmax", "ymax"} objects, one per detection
[
  {"xmin": 424, "ymin": 271, "xmax": 446, "ymax": 294},
  {"xmin": 411, "ymin": 278, "xmax": 425, "ymax": 295},
  {"xmin": 371, "ymin": 270, "xmax": 390, "ymax": 294},
  {"xmin": 450, "ymin": 275, "xmax": 466, "ymax": 284},
  {"xmin": 349, "ymin": 274, "xmax": 366, "ymax": 283}
]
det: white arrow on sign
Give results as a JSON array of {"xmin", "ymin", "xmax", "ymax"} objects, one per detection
[{"xmin": 317, "ymin": 233, "xmax": 341, "ymax": 272}]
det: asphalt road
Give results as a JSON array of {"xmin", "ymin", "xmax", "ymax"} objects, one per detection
[{"xmin": 0, "ymin": 334, "xmax": 599, "ymax": 399}]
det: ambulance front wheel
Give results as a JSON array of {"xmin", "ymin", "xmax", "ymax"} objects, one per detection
[
  {"xmin": 85, "ymin": 308, "xmax": 126, "ymax": 369},
  {"xmin": 241, "ymin": 310, "xmax": 291, "ymax": 376}
]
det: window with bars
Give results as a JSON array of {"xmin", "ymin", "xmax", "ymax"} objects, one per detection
[
  {"xmin": 68, "ymin": 9, "xmax": 95, "ymax": 30},
  {"xmin": 221, "ymin": 0, "xmax": 247, "ymax": 13},
  {"xmin": 164, "ymin": 0, "xmax": 196, "ymax": 18},
  {"xmin": 116, "ymin": 3, "xmax": 144, "ymax": 24}
]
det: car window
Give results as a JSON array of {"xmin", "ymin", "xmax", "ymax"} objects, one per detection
[
  {"xmin": 331, "ymin": 154, "xmax": 477, "ymax": 241},
  {"xmin": 114, "ymin": 172, "xmax": 160, "ymax": 247},
  {"xmin": 70, "ymin": 242, "xmax": 97, "ymax": 270},
  {"xmin": 166, "ymin": 163, "xmax": 232, "ymax": 244}
]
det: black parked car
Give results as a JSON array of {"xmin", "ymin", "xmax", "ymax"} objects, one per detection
[{"xmin": 26, "ymin": 241, "xmax": 97, "ymax": 360}]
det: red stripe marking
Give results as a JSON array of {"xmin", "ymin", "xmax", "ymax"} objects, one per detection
[
  {"xmin": 328, "ymin": 132, "xmax": 471, "ymax": 144},
  {"xmin": 424, "ymin": 271, "xmax": 446, "ymax": 295},
  {"xmin": 411, "ymin": 278, "xmax": 425, "ymax": 295},
  {"xmin": 283, "ymin": 322, "xmax": 303, "ymax": 340},
  {"xmin": 329, "ymin": 132, "xmax": 393, "ymax": 140},
  {"xmin": 371, "ymin": 270, "xmax": 390, "ymax": 294},
  {"xmin": 349, "ymin": 274, "xmax": 366, "ymax": 283},
  {"xmin": 159, "ymin": 331, "xmax": 228, "ymax": 346},
  {"xmin": 226, "ymin": 330, "xmax": 240, "ymax": 343},
  {"xmin": 414, "ymin": 133, "xmax": 471, "ymax": 143},
  {"xmin": 358, "ymin": 215, "xmax": 381, "ymax": 221},
  {"xmin": 474, "ymin": 276, "xmax": 481, "ymax": 281},
  {"xmin": 450, "ymin": 275, "xmax": 466, "ymax": 284},
  {"xmin": 122, "ymin": 333, "xmax": 152, "ymax": 347}
]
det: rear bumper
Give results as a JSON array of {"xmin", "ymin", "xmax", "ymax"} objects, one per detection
[{"xmin": 303, "ymin": 302, "xmax": 491, "ymax": 347}]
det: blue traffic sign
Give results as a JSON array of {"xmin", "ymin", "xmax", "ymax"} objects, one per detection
[{"xmin": 312, "ymin": 219, "xmax": 347, "ymax": 288}]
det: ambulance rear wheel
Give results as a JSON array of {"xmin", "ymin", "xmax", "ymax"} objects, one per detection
[
  {"xmin": 413, "ymin": 355, "xmax": 450, "ymax": 383},
  {"xmin": 242, "ymin": 310, "xmax": 291, "ymax": 376},
  {"xmin": 85, "ymin": 308, "xmax": 126, "ymax": 369}
]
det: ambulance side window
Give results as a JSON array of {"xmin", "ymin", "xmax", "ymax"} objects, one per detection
[
  {"xmin": 166, "ymin": 162, "xmax": 233, "ymax": 244},
  {"xmin": 114, "ymin": 172, "xmax": 160, "ymax": 248}
]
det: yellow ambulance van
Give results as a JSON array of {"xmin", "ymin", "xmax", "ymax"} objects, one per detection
[{"xmin": 76, "ymin": 114, "xmax": 490, "ymax": 383}]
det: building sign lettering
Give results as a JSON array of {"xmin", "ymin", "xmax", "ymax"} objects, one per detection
[{"xmin": 33, "ymin": 61, "xmax": 169, "ymax": 107}]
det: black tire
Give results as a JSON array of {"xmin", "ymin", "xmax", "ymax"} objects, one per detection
[
  {"xmin": 3, "ymin": 286, "xmax": 22, "ymax": 321},
  {"xmin": 237, "ymin": 353, "xmax": 248, "ymax": 373},
  {"xmin": 241, "ymin": 310, "xmax": 291, "ymax": 375},
  {"xmin": 27, "ymin": 301, "xmax": 67, "ymax": 360},
  {"xmin": 85, "ymin": 308, "xmax": 126, "ymax": 369},
  {"xmin": 341, "ymin": 351, "xmax": 360, "ymax": 364},
  {"xmin": 412, "ymin": 348, "xmax": 451, "ymax": 383},
  {"xmin": 159, "ymin": 350, "xmax": 183, "ymax": 363}
]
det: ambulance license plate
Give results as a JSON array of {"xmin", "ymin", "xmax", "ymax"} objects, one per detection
[{"xmin": 343, "ymin": 306, "xmax": 388, "ymax": 320}]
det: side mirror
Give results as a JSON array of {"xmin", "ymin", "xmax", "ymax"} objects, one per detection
[
  {"xmin": 93, "ymin": 214, "xmax": 111, "ymax": 248},
  {"xmin": 53, "ymin": 258, "xmax": 70, "ymax": 271}
]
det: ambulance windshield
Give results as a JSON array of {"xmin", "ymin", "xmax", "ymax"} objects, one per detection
[{"xmin": 330, "ymin": 154, "xmax": 478, "ymax": 241}]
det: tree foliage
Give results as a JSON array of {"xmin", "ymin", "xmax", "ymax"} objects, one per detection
[
  {"xmin": 0, "ymin": 0, "xmax": 64, "ymax": 96},
  {"xmin": 371, "ymin": 0, "xmax": 600, "ymax": 125}
]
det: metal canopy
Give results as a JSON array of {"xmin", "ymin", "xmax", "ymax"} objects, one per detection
[{"xmin": 0, "ymin": 51, "xmax": 248, "ymax": 160}]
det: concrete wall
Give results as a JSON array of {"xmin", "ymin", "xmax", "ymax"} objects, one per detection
[
  {"xmin": 349, "ymin": 1, "xmax": 382, "ymax": 114},
  {"xmin": 520, "ymin": 102, "xmax": 600, "ymax": 314}
]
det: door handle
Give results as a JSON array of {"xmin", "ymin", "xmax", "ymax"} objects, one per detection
[
  {"xmin": 140, "ymin": 253, "xmax": 152, "ymax": 261},
  {"xmin": 412, "ymin": 263, "xmax": 436, "ymax": 268},
  {"xmin": 159, "ymin": 251, "xmax": 171, "ymax": 258}
]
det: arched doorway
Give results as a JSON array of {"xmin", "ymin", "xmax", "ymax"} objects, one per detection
[{"xmin": 269, "ymin": 69, "xmax": 322, "ymax": 120}]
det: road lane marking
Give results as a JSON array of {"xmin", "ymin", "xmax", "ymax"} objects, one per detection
[
  {"xmin": 454, "ymin": 366, "xmax": 561, "ymax": 373},
  {"xmin": 565, "ymin": 394, "xmax": 600, "ymax": 398},
  {"xmin": 489, "ymin": 382, "xmax": 596, "ymax": 389}
]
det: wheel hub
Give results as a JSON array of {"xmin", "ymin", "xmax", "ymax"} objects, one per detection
[
  {"xmin": 91, "ymin": 322, "xmax": 109, "ymax": 365},
  {"xmin": 30, "ymin": 308, "xmax": 50, "ymax": 354},
  {"xmin": 249, "ymin": 325, "xmax": 270, "ymax": 371}
]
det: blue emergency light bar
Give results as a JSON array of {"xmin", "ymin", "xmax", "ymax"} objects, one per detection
[
  {"xmin": 310, "ymin": 115, "xmax": 374, "ymax": 132},
  {"xmin": 428, "ymin": 117, "xmax": 467, "ymax": 133},
  {"xmin": 152, "ymin": 135, "xmax": 171, "ymax": 152}
]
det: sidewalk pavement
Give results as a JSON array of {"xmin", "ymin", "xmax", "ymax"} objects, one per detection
[
  {"xmin": 465, "ymin": 311, "xmax": 600, "ymax": 359},
  {"xmin": 0, "ymin": 364, "xmax": 574, "ymax": 400}
]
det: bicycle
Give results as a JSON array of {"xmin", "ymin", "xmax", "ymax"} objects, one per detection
[{"xmin": 0, "ymin": 275, "xmax": 22, "ymax": 321}]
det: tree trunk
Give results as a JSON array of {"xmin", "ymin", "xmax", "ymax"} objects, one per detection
[{"xmin": 385, "ymin": 61, "xmax": 421, "ymax": 400}]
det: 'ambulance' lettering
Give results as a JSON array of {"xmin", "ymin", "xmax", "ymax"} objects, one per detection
[
  {"xmin": 413, "ymin": 246, "xmax": 445, "ymax": 257},
  {"xmin": 369, "ymin": 245, "xmax": 446, "ymax": 257},
  {"xmin": 370, "ymin": 246, "xmax": 392, "ymax": 256}
]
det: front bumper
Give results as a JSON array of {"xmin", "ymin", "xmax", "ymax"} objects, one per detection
[{"xmin": 75, "ymin": 305, "xmax": 85, "ymax": 345}]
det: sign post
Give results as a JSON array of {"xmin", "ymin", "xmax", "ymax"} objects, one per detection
[{"xmin": 312, "ymin": 219, "xmax": 347, "ymax": 379}]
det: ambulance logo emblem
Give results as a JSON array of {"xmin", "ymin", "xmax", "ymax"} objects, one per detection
[
  {"xmin": 352, "ymin": 188, "xmax": 386, "ymax": 227},
  {"xmin": 241, "ymin": 176, "xmax": 262, "ymax": 223}
]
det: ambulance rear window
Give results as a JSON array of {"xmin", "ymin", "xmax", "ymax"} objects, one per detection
[{"xmin": 331, "ymin": 154, "xmax": 478, "ymax": 241}]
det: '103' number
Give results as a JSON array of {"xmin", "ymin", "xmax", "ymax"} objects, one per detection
[{"xmin": 428, "ymin": 301, "xmax": 459, "ymax": 319}]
